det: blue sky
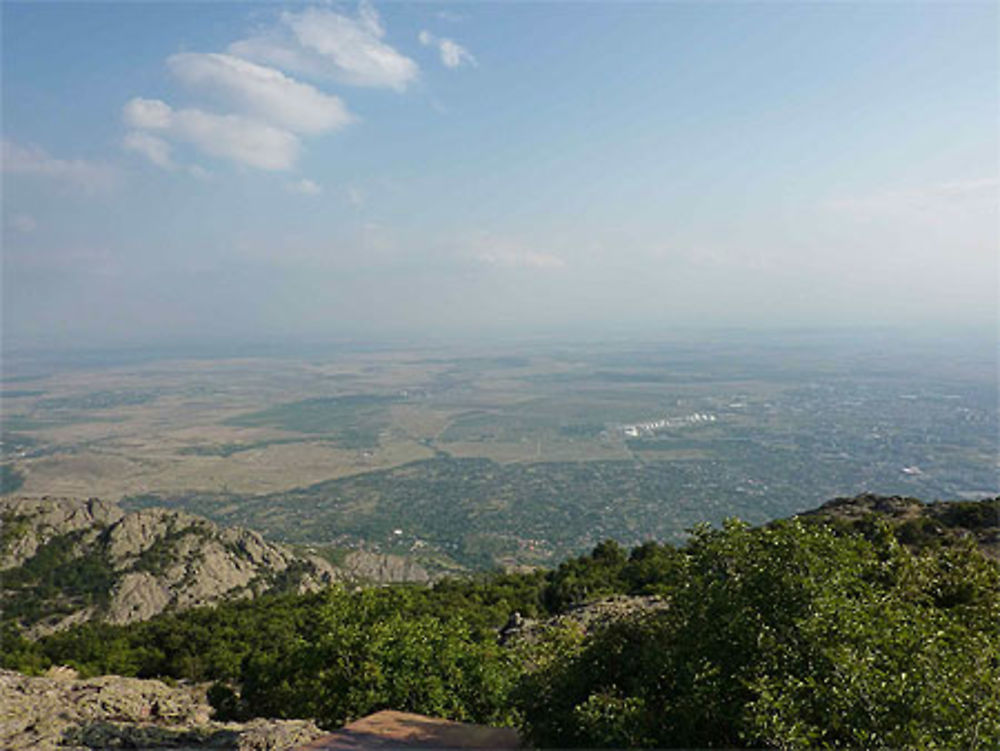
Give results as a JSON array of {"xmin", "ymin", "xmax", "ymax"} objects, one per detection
[{"xmin": 2, "ymin": 1, "xmax": 997, "ymax": 347}]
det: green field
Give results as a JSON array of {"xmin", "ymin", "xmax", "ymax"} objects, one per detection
[{"xmin": 225, "ymin": 394, "xmax": 400, "ymax": 448}]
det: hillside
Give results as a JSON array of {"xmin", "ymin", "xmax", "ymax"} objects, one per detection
[
  {"xmin": 0, "ymin": 497, "xmax": 426, "ymax": 636},
  {"xmin": 797, "ymin": 492, "xmax": 1000, "ymax": 557},
  {"xmin": 2, "ymin": 494, "xmax": 998, "ymax": 749}
]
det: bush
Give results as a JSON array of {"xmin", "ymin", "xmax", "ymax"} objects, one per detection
[
  {"xmin": 235, "ymin": 588, "xmax": 521, "ymax": 729},
  {"xmin": 518, "ymin": 519, "xmax": 1000, "ymax": 749}
]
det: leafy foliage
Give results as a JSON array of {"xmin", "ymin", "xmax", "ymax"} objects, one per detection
[
  {"xmin": 2, "ymin": 498, "xmax": 998, "ymax": 748},
  {"xmin": 236, "ymin": 589, "xmax": 519, "ymax": 727},
  {"xmin": 519, "ymin": 519, "xmax": 1000, "ymax": 749}
]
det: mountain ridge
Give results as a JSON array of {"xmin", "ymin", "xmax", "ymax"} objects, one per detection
[{"xmin": 0, "ymin": 496, "xmax": 429, "ymax": 636}]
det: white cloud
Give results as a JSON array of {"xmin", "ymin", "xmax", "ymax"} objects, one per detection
[
  {"xmin": 122, "ymin": 97, "xmax": 173, "ymax": 129},
  {"xmin": 123, "ymin": 126, "xmax": 213, "ymax": 177},
  {"xmin": 439, "ymin": 39, "xmax": 475, "ymax": 69},
  {"xmin": 123, "ymin": 98, "xmax": 300, "ymax": 171},
  {"xmin": 167, "ymin": 53, "xmax": 354, "ymax": 134},
  {"xmin": 8, "ymin": 213, "xmax": 37, "ymax": 233},
  {"xmin": 123, "ymin": 131, "xmax": 174, "ymax": 168},
  {"xmin": 418, "ymin": 30, "xmax": 476, "ymax": 69},
  {"xmin": 287, "ymin": 178, "xmax": 322, "ymax": 195},
  {"xmin": 230, "ymin": 2, "xmax": 419, "ymax": 90},
  {"xmin": 470, "ymin": 233, "xmax": 566, "ymax": 270},
  {"xmin": 1, "ymin": 139, "xmax": 118, "ymax": 193},
  {"xmin": 122, "ymin": 2, "xmax": 405, "ymax": 178}
]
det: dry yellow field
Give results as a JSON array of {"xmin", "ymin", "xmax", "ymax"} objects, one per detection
[{"xmin": 2, "ymin": 349, "xmax": 628, "ymax": 501}]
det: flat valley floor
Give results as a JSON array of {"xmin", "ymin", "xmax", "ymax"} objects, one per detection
[{"xmin": 3, "ymin": 332, "xmax": 996, "ymax": 569}]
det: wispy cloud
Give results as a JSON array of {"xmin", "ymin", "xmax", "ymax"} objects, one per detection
[
  {"xmin": 2, "ymin": 139, "xmax": 119, "ymax": 193},
  {"xmin": 230, "ymin": 2, "xmax": 419, "ymax": 90},
  {"xmin": 167, "ymin": 53, "xmax": 354, "ymax": 134},
  {"xmin": 123, "ymin": 131, "xmax": 174, "ymax": 169},
  {"xmin": 469, "ymin": 232, "xmax": 566, "ymax": 270},
  {"xmin": 418, "ymin": 30, "xmax": 476, "ymax": 69},
  {"xmin": 122, "ymin": 2, "xmax": 407, "ymax": 176},
  {"xmin": 124, "ymin": 98, "xmax": 300, "ymax": 171},
  {"xmin": 287, "ymin": 177, "xmax": 322, "ymax": 195}
]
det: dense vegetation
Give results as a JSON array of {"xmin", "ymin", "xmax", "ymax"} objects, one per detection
[
  {"xmin": 3, "ymin": 498, "xmax": 998, "ymax": 748},
  {"xmin": 124, "ymin": 456, "xmax": 815, "ymax": 568},
  {"xmin": 521, "ymin": 520, "xmax": 999, "ymax": 748}
]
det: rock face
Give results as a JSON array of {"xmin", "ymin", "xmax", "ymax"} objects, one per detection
[
  {"xmin": 0, "ymin": 668, "xmax": 324, "ymax": 750},
  {"xmin": 0, "ymin": 496, "xmax": 123, "ymax": 569},
  {"xmin": 339, "ymin": 549, "xmax": 430, "ymax": 584},
  {"xmin": 1, "ymin": 497, "xmax": 341, "ymax": 635}
]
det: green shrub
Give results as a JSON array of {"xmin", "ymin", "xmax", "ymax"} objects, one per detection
[{"xmin": 518, "ymin": 519, "xmax": 1000, "ymax": 749}]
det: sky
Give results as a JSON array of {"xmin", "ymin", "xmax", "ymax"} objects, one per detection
[{"xmin": 2, "ymin": 1, "xmax": 997, "ymax": 349}]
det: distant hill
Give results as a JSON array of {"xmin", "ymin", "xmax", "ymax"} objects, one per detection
[
  {"xmin": 0, "ymin": 497, "xmax": 428, "ymax": 636},
  {"xmin": 796, "ymin": 492, "xmax": 1000, "ymax": 558}
]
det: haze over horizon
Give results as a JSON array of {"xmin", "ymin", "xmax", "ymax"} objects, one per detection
[{"xmin": 3, "ymin": 1, "xmax": 997, "ymax": 350}]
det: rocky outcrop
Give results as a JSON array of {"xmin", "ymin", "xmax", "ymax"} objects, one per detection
[
  {"xmin": 797, "ymin": 493, "xmax": 1000, "ymax": 559},
  {"xmin": 0, "ymin": 496, "xmax": 123, "ymax": 569},
  {"xmin": 109, "ymin": 571, "xmax": 173, "ymax": 624},
  {"xmin": 0, "ymin": 668, "xmax": 324, "ymax": 750},
  {"xmin": 340, "ymin": 549, "xmax": 430, "ymax": 583},
  {"xmin": 1, "ymin": 497, "xmax": 342, "ymax": 635},
  {"xmin": 499, "ymin": 594, "xmax": 669, "ymax": 646}
]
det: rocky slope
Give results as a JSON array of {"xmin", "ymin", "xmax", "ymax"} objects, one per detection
[
  {"xmin": 1, "ymin": 496, "xmax": 345, "ymax": 635},
  {"xmin": 797, "ymin": 492, "xmax": 1000, "ymax": 558},
  {"xmin": 498, "ymin": 594, "xmax": 669, "ymax": 647},
  {"xmin": 0, "ymin": 667, "xmax": 325, "ymax": 750}
]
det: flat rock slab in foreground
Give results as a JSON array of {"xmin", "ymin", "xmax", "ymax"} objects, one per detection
[
  {"xmin": 295, "ymin": 711, "xmax": 521, "ymax": 750},
  {"xmin": 0, "ymin": 668, "xmax": 324, "ymax": 750}
]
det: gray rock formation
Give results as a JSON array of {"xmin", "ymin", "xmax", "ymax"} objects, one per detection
[
  {"xmin": 340, "ymin": 549, "xmax": 430, "ymax": 583},
  {"xmin": 0, "ymin": 496, "xmax": 123, "ymax": 569},
  {"xmin": 499, "ymin": 594, "xmax": 669, "ymax": 646},
  {"xmin": 0, "ymin": 668, "xmax": 324, "ymax": 750},
  {"xmin": 1, "ymin": 496, "xmax": 341, "ymax": 635}
]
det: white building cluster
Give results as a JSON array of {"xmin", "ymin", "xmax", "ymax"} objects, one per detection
[{"xmin": 619, "ymin": 413, "xmax": 717, "ymax": 438}]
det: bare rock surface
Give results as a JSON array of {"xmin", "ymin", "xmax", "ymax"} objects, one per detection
[
  {"xmin": 500, "ymin": 594, "xmax": 669, "ymax": 646},
  {"xmin": 0, "ymin": 668, "xmax": 324, "ymax": 750},
  {"xmin": 0, "ymin": 497, "xmax": 123, "ymax": 569},
  {"xmin": 108, "ymin": 571, "xmax": 173, "ymax": 624},
  {"xmin": 340, "ymin": 550, "xmax": 430, "ymax": 584},
  {"xmin": 1, "ymin": 497, "xmax": 341, "ymax": 635}
]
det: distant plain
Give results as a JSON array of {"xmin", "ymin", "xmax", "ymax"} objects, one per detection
[{"xmin": 2, "ymin": 332, "xmax": 996, "ymax": 569}]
